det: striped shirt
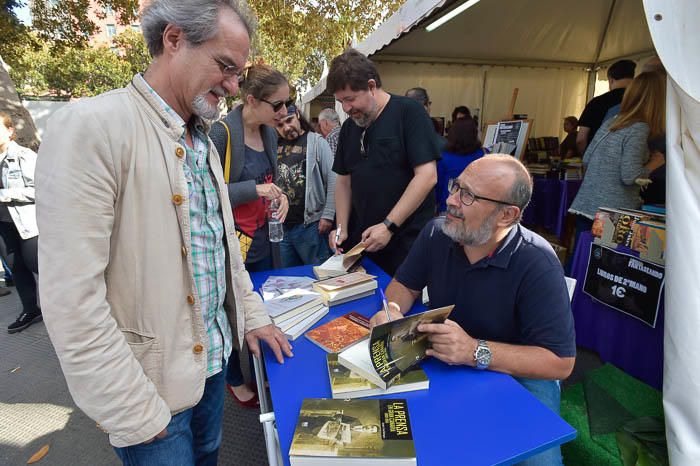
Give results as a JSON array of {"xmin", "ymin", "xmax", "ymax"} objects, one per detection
[{"xmin": 141, "ymin": 75, "xmax": 232, "ymax": 376}]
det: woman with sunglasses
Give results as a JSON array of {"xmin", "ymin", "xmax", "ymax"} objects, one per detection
[{"xmin": 210, "ymin": 64, "xmax": 291, "ymax": 408}]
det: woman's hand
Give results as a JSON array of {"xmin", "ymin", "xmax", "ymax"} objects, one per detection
[{"xmin": 256, "ymin": 183, "xmax": 284, "ymax": 200}]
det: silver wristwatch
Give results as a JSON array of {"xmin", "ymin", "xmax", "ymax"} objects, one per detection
[{"xmin": 474, "ymin": 339, "xmax": 492, "ymax": 370}]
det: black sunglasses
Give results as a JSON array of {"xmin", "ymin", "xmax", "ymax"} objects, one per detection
[{"xmin": 259, "ymin": 98, "xmax": 293, "ymax": 113}]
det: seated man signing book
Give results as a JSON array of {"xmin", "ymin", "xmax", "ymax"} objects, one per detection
[{"xmin": 369, "ymin": 154, "xmax": 575, "ymax": 466}]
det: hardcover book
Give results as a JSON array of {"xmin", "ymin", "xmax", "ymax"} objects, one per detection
[
  {"xmin": 305, "ymin": 311, "xmax": 371, "ymax": 353},
  {"xmin": 289, "ymin": 398, "xmax": 416, "ymax": 466},
  {"xmin": 338, "ymin": 306, "xmax": 454, "ymax": 390},
  {"xmin": 327, "ymin": 353, "xmax": 428, "ymax": 399}
]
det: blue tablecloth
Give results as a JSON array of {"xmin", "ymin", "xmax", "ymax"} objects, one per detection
[
  {"xmin": 570, "ymin": 232, "xmax": 664, "ymax": 389},
  {"xmin": 522, "ymin": 178, "xmax": 581, "ymax": 238}
]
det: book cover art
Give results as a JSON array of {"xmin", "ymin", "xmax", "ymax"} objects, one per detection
[
  {"xmin": 630, "ymin": 220, "xmax": 666, "ymax": 264},
  {"xmin": 290, "ymin": 398, "xmax": 415, "ymax": 460},
  {"xmin": 305, "ymin": 312, "xmax": 371, "ymax": 352},
  {"xmin": 327, "ymin": 353, "xmax": 428, "ymax": 398},
  {"xmin": 370, "ymin": 306, "xmax": 453, "ymax": 388}
]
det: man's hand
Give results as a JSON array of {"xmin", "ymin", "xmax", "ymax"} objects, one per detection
[
  {"xmin": 143, "ymin": 428, "xmax": 168, "ymax": 444},
  {"xmin": 361, "ymin": 223, "xmax": 393, "ymax": 252},
  {"xmin": 420, "ymin": 319, "xmax": 477, "ymax": 366},
  {"xmin": 369, "ymin": 302, "xmax": 403, "ymax": 328},
  {"xmin": 245, "ymin": 324, "xmax": 293, "ymax": 364},
  {"xmin": 318, "ymin": 219, "xmax": 333, "ymax": 235},
  {"xmin": 329, "ymin": 228, "xmax": 348, "ymax": 254}
]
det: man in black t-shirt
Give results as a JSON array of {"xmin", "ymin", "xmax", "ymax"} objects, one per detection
[
  {"xmin": 276, "ymin": 106, "xmax": 336, "ymax": 267},
  {"xmin": 327, "ymin": 49, "xmax": 440, "ymax": 275},
  {"xmin": 576, "ymin": 59, "xmax": 636, "ymax": 155}
]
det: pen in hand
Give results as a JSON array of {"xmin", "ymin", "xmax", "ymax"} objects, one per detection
[
  {"xmin": 379, "ymin": 288, "xmax": 392, "ymax": 322},
  {"xmin": 335, "ymin": 224, "xmax": 342, "ymax": 246}
]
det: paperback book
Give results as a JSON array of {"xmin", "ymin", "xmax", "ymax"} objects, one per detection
[
  {"xmin": 282, "ymin": 306, "xmax": 330, "ymax": 340},
  {"xmin": 327, "ymin": 353, "xmax": 428, "ymax": 399},
  {"xmin": 289, "ymin": 398, "xmax": 416, "ymax": 466},
  {"xmin": 312, "ymin": 272, "xmax": 378, "ymax": 306},
  {"xmin": 264, "ymin": 289, "xmax": 324, "ymax": 327},
  {"xmin": 305, "ymin": 311, "xmax": 371, "ymax": 353},
  {"xmin": 338, "ymin": 306, "xmax": 453, "ymax": 390},
  {"xmin": 313, "ymin": 243, "xmax": 366, "ymax": 279}
]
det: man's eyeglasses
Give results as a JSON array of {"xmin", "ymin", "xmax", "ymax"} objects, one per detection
[
  {"xmin": 211, "ymin": 56, "xmax": 244, "ymax": 85},
  {"xmin": 447, "ymin": 179, "xmax": 514, "ymax": 207},
  {"xmin": 260, "ymin": 98, "xmax": 293, "ymax": 113}
]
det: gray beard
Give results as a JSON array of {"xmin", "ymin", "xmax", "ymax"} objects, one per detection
[
  {"xmin": 191, "ymin": 94, "xmax": 220, "ymax": 120},
  {"xmin": 351, "ymin": 99, "xmax": 378, "ymax": 128},
  {"xmin": 441, "ymin": 208, "xmax": 500, "ymax": 246}
]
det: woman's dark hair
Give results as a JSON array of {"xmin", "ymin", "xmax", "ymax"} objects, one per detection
[
  {"xmin": 445, "ymin": 118, "xmax": 481, "ymax": 155},
  {"xmin": 451, "ymin": 106, "xmax": 471, "ymax": 122}
]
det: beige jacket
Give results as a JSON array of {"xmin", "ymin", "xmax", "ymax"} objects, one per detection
[{"xmin": 35, "ymin": 76, "xmax": 272, "ymax": 448}]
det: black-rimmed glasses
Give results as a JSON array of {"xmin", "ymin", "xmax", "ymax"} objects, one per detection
[
  {"xmin": 211, "ymin": 56, "xmax": 245, "ymax": 85},
  {"xmin": 447, "ymin": 178, "xmax": 514, "ymax": 207},
  {"xmin": 259, "ymin": 98, "xmax": 293, "ymax": 113}
]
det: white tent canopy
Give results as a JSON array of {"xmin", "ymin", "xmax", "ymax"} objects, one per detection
[{"xmin": 302, "ymin": 0, "xmax": 655, "ymax": 138}]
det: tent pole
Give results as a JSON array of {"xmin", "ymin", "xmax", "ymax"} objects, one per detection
[{"xmin": 587, "ymin": 0, "xmax": 618, "ymax": 100}]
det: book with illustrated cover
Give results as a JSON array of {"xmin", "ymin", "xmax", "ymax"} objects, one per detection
[
  {"xmin": 312, "ymin": 272, "xmax": 378, "ymax": 306},
  {"xmin": 305, "ymin": 311, "xmax": 371, "ymax": 353},
  {"xmin": 338, "ymin": 306, "xmax": 453, "ymax": 390},
  {"xmin": 327, "ymin": 353, "xmax": 428, "ymax": 399},
  {"xmin": 313, "ymin": 243, "xmax": 366, "ymax": 279},
  {"xmin": 593, "ymin": 207, "xmax": 665, "ymax": 247},
  {"xmin": 630, "ymin": 219, "xmax": 666, "ymax": 264},
  {"xmin": 289, "ymin": 398, "xmax": 416, "ymax": 466}
]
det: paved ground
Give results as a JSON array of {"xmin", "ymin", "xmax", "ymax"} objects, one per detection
[
  {"xmin": 0, "ymin": 283, "xmax": 601, "ymax": 465},
  {"xmin": 0, "ymin": 288, "xmax": 268, "ymax": 466}
]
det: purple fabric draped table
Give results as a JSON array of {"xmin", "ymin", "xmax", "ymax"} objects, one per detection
[
  {"xmin": 522, "ymin": 178, "xmax": 581, "ymax": 238},
  {"xmin": 570, "ymin": 231, "xmax": 664, "ymax": 389}
]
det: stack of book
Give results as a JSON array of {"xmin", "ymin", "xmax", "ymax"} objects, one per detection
[
  {"xmin": 312, "ymin": 272, "xmax": 378, "ymax": 306},
  {"xmin": 289, "ymin": 398, "xmax": 416, "ymax": 466},
  {"xmin": 592, "ymin": 206, "xmax": 666, "ymax": 264},
  {"xmin": 264, "ymin": 289, "xmax": 328, "ymax": 340}
]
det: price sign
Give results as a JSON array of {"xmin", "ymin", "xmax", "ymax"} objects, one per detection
[{"xmin": 582, "ymin": 243, "xmax": 665, "ymax": 327}]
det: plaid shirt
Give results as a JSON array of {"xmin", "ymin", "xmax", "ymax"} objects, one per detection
[
  {"xmin": 325, "ymin": 125, "xmax": 341, "ymax": 156},
  {"xmin": 142, "ymin": 76, "xmax": 232, "ymax": 376}
]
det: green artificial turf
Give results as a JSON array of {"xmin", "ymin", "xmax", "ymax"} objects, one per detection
[{"xmin": 560, "ymin": 364, "xmax": 664, "ymax": 465}]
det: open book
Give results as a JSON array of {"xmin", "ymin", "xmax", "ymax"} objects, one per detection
[
  {"xmin": 313, "ymin": 243, "xmax": 366, "ymax": 279},
  {"xmin": 338, "ymin": 305, "xmax": 454, "ymax": 390}
]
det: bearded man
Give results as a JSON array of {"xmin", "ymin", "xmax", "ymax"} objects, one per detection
[{"xmin": 369, "ymin": 154, "xmax": 576, "ymax": 466}]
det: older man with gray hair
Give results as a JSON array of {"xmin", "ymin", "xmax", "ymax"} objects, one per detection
[
  {"xmin": 370, "ymin": 154, "xmax": 575, "ymax": 466},
  {"xmin": 35, "ymin": 1, "xmax": 292, "ymax": 464},
  {"xmin": 317, "ymin": 107, "xmax": 341, "ymax": 155}
]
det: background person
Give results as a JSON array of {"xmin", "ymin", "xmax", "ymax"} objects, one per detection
[
  {"xmin": 317, "ymin": 107, "xmax": 341, "ymax": 156},
  {"xmin": 436, "ymin": 117, "xmax": 485, "ymax": 214},
  {"xmin": 275, "ymin": 105, "xmax": 336, "ymax": 267},
  {"xmin": 0, "ymin": 111, "xmax": 40, "ymax": 333},
  {"xmin": 576, "ymin": 59, "xmax": 636, "ymax": 155},
  {"xmin": 569, "ymin": 71, "xmax": 666, "ymax": 253},
  {"xmin": 559, "ymin": 116, "xmax": 579, "ymax": 158},
  {"xmin": 209, "ymin": 64, "xmax": 291, "ymax": 408}
]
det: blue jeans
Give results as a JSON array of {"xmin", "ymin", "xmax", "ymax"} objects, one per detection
[
  {"xmin": 225, "ymin": 349, "xmax": 254, "ymax": 387},
  {"xmin": 113, "ymin": 367, "xmax": 226, "ymax": 466},
  {"xmin": 514, "ymin": 377, "xmax": 564, "ymax": 466},
  {"xmin": 279, "ymin": 221, "xmax": 331, "ymax": 268}
]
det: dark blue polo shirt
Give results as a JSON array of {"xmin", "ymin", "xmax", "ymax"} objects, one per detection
[{"xmin": 395, "ymin": 218, "xmax": 576, "ymax": 357}]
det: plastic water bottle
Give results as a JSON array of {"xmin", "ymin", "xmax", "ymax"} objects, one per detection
[{"xmin": 268, "ymin": 198, "xmax": 284, "ymax": 243}]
